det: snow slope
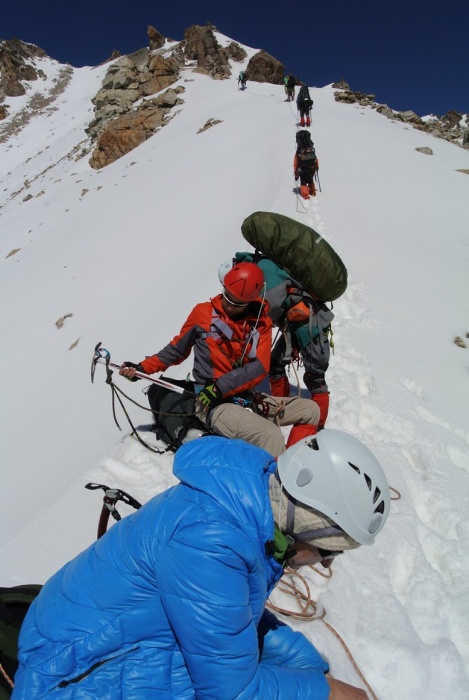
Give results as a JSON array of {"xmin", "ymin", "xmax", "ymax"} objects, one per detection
[{"xmin": 1, "ymin": 34, "xmax": 468, "ymax": 699}]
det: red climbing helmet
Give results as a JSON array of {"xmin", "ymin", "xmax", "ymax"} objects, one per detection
[{"xmin": 223, "ymin": 262, "xmax": 265, "ymax": 304}]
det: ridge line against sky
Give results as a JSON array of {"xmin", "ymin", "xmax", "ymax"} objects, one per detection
[{"xmin": 2, "ymin": 0, "xmax": 468, "ymax": 118}]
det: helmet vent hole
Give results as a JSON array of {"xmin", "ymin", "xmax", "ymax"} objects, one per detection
[
  {"xmin": 373, "ymin": 487, "xmax": 381, "ymax": 504},
  {"xmin": 364, "ymin": 474, "xmax": 372, "ymax": 491},
  {"xmin": 307, "ymin": 438, "xmax": 319, "ymax": 451},
  {"xmin": 348, "ymin": 461, "xmax": 360, "ymax": 474},
  {"xmin": 374, "ymin": 500, "xmax": 385, "ymax": 515}
]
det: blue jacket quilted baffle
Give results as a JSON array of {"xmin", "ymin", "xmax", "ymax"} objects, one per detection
[{"xmin": 13, "ymin": 437, "xmax": 330, "ymax": 699}]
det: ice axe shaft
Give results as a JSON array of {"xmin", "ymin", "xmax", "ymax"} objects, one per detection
[{"xmin": 94, "ymin": 357, "xmax": 188, "ymax": 394}]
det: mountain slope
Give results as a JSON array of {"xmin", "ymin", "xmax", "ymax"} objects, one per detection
[{"xmin": 1, "ymin": 33, "xmax": 468, "ymax": 699}]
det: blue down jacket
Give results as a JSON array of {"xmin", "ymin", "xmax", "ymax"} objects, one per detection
[{"xmin": 13, "ymin": 437, "xmax": 329, "ymax": 699}]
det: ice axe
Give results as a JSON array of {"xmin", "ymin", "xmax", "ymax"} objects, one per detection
[
  {"xmin": 91, "ymin": 342, "xmax": 190, "ymax": 395},
  {"xmin": 85, "ymin": 482, "xmax": 142, "ymax": 539}
]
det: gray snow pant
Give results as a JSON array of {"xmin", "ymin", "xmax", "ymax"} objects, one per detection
[{"xmin": 208, "ymin": 394, "xmax": 319, "ymax": 458}]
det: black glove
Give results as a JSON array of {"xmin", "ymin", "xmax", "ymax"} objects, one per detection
[
  {"xmin": 197, "ymin": 383, "xmax": 222, "ymax": 410},
  {"xmin": 121, "ymin": 361, "xmax": 144, "ymax": 382}
]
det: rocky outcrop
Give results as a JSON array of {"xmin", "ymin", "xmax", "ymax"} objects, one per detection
[
  {"xmin": 86, "ymin": 49, "xmax": 182, "ymax": 140},
  {"xmin": 331, "ymin": 79, "xmax": 350, "ymax": 90},
  {"xmin": 245, "ymin": 50, "xmax": 284, "ymax": 84},
  {"xmin": 148, "ymin": 25, "xmax": 165, "ymax": 51},
  {"xmin": 334, "ymin": 88, "xmax": 375, "ymax": 105},
  {"xmin": 88, "ymin": 86, "xmax": 185, "ymax": 169},
  {"xmin": 86, "ymin": 23, "xmax": 250, "ymax": 166},
  {"xmin": 0, "ymin": 38, "xmax": 47, "ymax": 97},
  {"xmin": 143, "ymin": 54, "xmax": 181, "ymax": 95},
  {"xmin": 184, "ymin": 24, "xmax": 233, "ymax": 79},
  {"xmin": 101, "ymin": 49, "xmax": 122, "ymax": 64},
  {"xmin": 333, "ymin": 81, "xmax": 469, "ymax": 150},
  {"xmin": 225, "ymin": 42, "xmax": 247, "ymax": 63},
  {"xmin": 0, "ymin": 104, "xmax": 6, "ymax": 120}
]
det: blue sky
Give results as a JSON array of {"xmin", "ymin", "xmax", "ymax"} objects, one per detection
[{"xmin": 2, "ymin": 0, "xmax": 468, "ymax": 117}]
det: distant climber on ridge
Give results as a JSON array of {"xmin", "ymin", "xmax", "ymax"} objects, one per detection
[
  {"xmin": 294, "ymin": 129, "xmax": 319, "ymax": 199},
  {"xmin": 296, "ymin": 84, "xmax": 313, "ymax": 127},
  {"xmin": 284, "ymin": 73, "xmax": 296, "ymax": 102},
  {"xmin": 238, "ymin": 70, "xmax": 247, "ymax": 90}
]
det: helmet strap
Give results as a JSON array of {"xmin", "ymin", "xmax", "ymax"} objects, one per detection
[{"xmin": 285, "ymin": 490, "xmax": 344, "ymax": 541}]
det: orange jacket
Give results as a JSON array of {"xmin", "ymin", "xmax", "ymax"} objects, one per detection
[{"xmin": 140, "ymin": 295, "xmax": 272, "ymax": 397}]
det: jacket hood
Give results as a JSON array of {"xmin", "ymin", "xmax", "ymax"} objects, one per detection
[{"xmin": 174, "ymin": 436, "xmax": 277, "ymax": 544}]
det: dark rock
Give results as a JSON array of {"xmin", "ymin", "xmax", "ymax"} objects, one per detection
[
  {"xmin": 183, "ymin": 23, "xmax": 230, "ymax": 78},
  {"xmin": 0, "ymin": 39, "xmax": 47, "ymax": 97},
  {"xmin": 148, "ymin": 25, "xmax": 165, "ymax": 51},
  {"xmin": 332, "ymin": 79, "xmax": 350, "ymax": 89},
  {"xmin": 245, "ymin": 50, "xmax": 284, "ymax": 84},
  {"xmin": 224, "ymin": 41, "xmax": 247, "ymax": 62}
]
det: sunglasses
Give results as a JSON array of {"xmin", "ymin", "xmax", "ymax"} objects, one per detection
[{"xmin": 222, "ymin": 290, "xmax": 249, "ymax": 308}]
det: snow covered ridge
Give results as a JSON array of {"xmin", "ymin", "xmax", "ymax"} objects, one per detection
[{"xmin": 332, "ymin": 79, "xmax": 469, "ymax": 150}]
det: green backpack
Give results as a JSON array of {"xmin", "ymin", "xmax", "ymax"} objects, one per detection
[
  {"xmin": 241, "ymin": 211, "xmax": 348, "ymax": 302},
  {"xmin": 0, "ymin": 585, "xmax": 42, "ymax": 697}
]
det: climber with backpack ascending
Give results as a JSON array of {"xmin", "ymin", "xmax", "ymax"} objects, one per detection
[
  {"xmin": 296, "ymin": 84, "xmax": 313, "ymax": 127},
  {"xmin": 12, "ymin": 435, "xmax": 389, "ymax": 699},
  {"xmin": 294, "ymin": 129, "xmax": 319, "ymax": 199},
  {"xmin": 238, "ymin": 70, "xmax": 247, "ymax": 90},
  {"xmin": 120, "ymin": 261, "xmax": 320, "ymax": 457},
  {"xmin": 284, "ymin": 72, "xmax": 296, "ymax": 102},
  {"xmin": 235, "ymin": 212, "xmax": 349, "ymax": 448}
]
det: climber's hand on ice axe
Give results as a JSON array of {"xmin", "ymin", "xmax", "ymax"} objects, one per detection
[
  {"xmin": 119, "ymin": 362, "xmax": 144, "ymax": 382},
  {"xmin": 91, "ymin": 342, "xmax": 191, "ymax": 395}
]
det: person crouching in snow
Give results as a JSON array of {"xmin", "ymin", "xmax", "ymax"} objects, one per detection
[
  {"xmin": 13, "ymin": 434, "xmax": 390, "ymax": 699},
  {"xmin": 120, "ymin": 262, "xmax": 320, "ymax": 457}
]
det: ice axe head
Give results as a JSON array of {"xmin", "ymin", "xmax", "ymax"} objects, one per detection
[{"xmin": 90, "ymin": 341, "xmax": 110, "ymax": 383}]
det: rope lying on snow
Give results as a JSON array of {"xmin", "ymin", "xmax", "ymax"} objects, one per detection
[{"xmin": 267, "ymin": 564, "xmax": 379, "ymax": 700}]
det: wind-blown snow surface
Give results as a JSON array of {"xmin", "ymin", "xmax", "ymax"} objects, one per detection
[{"xmin": 1, "ymin": 34, "xmax": 469, "ymax": 698}]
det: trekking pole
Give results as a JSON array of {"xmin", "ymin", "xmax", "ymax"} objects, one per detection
[
  {"xmin": 91, "ymin": 342, "xmax": 189, "ymax": 395},
  {"xmin": 315, "ymin": 170, "xmax": 322, "ymax": 192}
]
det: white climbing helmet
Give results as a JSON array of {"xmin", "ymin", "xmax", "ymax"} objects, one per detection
[
  {"xmin": 218, "ymin": 259, "xmax": 233, "ymax": 285},
  {"xmin": 277, "ymin": 430, "xmax": 390, "ymax": 545}
]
